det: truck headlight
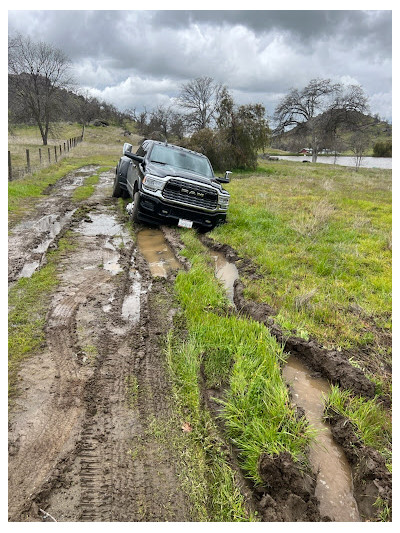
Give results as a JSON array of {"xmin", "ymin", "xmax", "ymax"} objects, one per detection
[
  {"xmin": 143, "ymin": 175, "xmax": 165, "ymax": 191},
  {"xmin": 219, "ymin": 195, "xmax": 230, "ymax": 208}
]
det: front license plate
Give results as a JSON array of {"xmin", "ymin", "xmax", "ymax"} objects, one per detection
[{"xmin": 178, "ymin": 218, "xmax": 193, "ymax": 228}]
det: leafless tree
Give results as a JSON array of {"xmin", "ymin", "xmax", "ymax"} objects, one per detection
[
  {"xmin": 274, "ymin": 79, "xmax": 368, "ymax": 162},
  {"xmin": 8, "ymin": 33, "xmax": 73, "ymax": 145},
  {"xmin": 178, "ymin": 76, "xmax": 224, "ymax": 131},
  {"xmin": 74, "ymin": 89, "xmax": 101, "ymax": 135},
  {"xmin": 348, "ymin": 130, "xmax": 371, "ymax": 171}
]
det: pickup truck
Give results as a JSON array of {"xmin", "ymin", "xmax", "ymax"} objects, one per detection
[{"xmin": 113, "ymin": 139, "xmax": 231, "ymax": 231}]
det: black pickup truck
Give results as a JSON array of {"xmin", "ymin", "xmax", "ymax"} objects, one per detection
[{"xmin": 113, "ymin": 139, "xmax": 231, "ymax": 231}]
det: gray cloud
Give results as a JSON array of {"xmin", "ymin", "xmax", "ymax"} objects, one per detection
[{"xmin": 8, "ymin": 10, "xmax": 392, "ymax": 120}]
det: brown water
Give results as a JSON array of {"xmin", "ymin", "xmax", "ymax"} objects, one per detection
[
  {"xmin": 283, "ymin": 357, "xmax": 360, "ymax": 521},
  {"xmin": 210, "ymin": 251, "xmax": 238, "ymax": 304},
  {"xmin": 210, "ymin": 250, "xmax": 360, "ymax": 522},
  {"xmin": 137, "ymin": 228, "xmax": 181, "ymax": 277}
]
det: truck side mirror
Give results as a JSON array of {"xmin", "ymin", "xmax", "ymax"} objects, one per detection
[
  {"xmin": 216, "ymin": 171, "xmax": 231, "ymax": 184},
  {"xmin": 123, "ymin": 143, "xmax": 133, "ymax": 154}
]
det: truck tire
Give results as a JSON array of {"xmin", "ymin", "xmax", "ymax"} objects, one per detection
[
  {"xmin": 112, "ymin": 169, "xmax": 123, "ymax": 198},
  {"xmin": 129, "ymin": 191, "xmax": 141, "ymax": 224}
]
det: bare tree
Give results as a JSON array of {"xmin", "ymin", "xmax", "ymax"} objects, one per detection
[
  {"xmin": 348, "ymin": 130, "xmax": 370, "ymax": 171},
  {"xmin": 74, "ymin": 89, "xmax": 101, "ymax": 135},
  {"xmin": 178, "ymin": 76, "xmax": 224, "ymax": 131},
  {"xmin": 274, "ymin": 79, "xmax": 368, "ymax": 162},
  {"xmin": 8, "ymin": 33, "xmax": 73, "ymax": 145}
]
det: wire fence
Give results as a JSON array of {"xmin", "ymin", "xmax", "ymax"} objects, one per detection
[{"xmin": 8, "ymin": 135, "xmax": 83, "ymax": 181}]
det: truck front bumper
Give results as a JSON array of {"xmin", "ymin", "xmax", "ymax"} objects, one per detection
[{"xmin": 136, "ymin": 191, "xmax": 227, "ymax": 229}]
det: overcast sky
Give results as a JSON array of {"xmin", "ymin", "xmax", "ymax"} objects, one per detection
[{"xmin": 7, "ymin": 7, "xmax": 393, "ymax": 121}]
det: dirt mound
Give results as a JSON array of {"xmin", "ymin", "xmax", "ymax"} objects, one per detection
[{"xmin": 257, "ymin": 452, "xmax": 329, "ymax": 522}]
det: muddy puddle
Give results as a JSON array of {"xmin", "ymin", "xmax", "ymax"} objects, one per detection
[
  {"xmin": 12, "ymin": 211, "xmax": 76, "ymax": 280},
  {"xmin": 137, "ymin": 228, "xmax": 181, "ymax": 277},
  {"xmin": 209, "ymin": 247, "xmax": 360, "ymax": 522},
  {"xmin": 76, "ymin": 213, "xmax": 131, "ymax": 276},
  {"xmin": 283, "ymin": 357, "xmax": 360, "ymax": 521},
  {"xmin": 211, "ymin": 251, "xmax": 238, "ymax": 304}
]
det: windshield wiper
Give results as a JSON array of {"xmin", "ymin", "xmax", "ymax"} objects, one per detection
[{"xmin": 150, "ymin": 160, "xmax": 166, "ymax": 165}]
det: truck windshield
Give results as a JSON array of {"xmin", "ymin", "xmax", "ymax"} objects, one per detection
[{"xmin": 149, "ymin": 145, "xmax": 213, "ymax": 178}]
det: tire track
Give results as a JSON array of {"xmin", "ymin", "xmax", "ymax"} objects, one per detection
[{"xmin": 8, "ymin": 270, "xmax": 109, "ymax": 521}]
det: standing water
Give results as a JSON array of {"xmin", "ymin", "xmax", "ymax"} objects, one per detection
[
  {"xmin": 210, "ymin": 249, "xmax": 360, "ymax": 521},
  {"xmin": 283, "ymin": 357, "xmax": 359, "ymax": 521},
  {"xmin": 211, "ymin": 251, "xmax": 239, "ymax": 303},
  {"xmin": 137, "ymin": 228, "xmax": 181, "ymax": 277}
]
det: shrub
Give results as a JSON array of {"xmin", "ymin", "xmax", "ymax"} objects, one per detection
[{"xmin": 373, "ymin": 141, "xmax": 392, "ymax": 157}]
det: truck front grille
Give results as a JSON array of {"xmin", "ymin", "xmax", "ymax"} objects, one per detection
[{"xmin": 162, "ymin": 178, "xmax": 218, "ymax": 210}]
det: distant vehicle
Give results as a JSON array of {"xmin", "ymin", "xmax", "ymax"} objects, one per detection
[{"xmin": 113, "ymin": 140, "xmax": 231, "ymax": 232}]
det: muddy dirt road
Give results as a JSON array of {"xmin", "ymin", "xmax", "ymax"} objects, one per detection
[
  {"xmin": 8, "ymin": 166, "xmax": 391, "ymax": 522},
  {"xmin": 8, "ymin": 168, "xmax": 189, "ymax": 521}
]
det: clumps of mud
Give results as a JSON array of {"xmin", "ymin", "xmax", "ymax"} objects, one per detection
[
  {"xmin": 257, "ymin": 452, "xmax": 330, "ymax": 522},
  {"xmin": 325, "ymin": 409, "xmax": 392, "ymax": 521}
]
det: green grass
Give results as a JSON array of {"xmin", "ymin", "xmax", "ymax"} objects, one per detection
[
  {"xmin": 211, "ymin": 160, "xmax": 391, "ymax": 388},
  {"xmin": 142, "ymin": 358, "xmax": 257, "ymax": 522},
  {"xmin": 8, "ymin": 232, "xmax": 77, "ymax": 403},
  {"xmin": 170, "ymin": 231, "xmax": 313, "ymax": 489},
  {"xmin": 72, "ymin": 166, "xmax": 111, "ymax": 201},
  {"xmin": 324, "ymin": 385, "xmax": 392, "ymax": 470}
]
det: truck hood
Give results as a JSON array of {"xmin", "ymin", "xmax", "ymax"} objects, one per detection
[{"xmin": 146, "ymin": 161, "xmax": 223, "ymax": 191}]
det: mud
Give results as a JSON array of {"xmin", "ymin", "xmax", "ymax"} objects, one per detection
[
  {"xmin": 283, "ymin": 357, "xmax": 359, "ymax": 521},
  {"xmin": 137, "ymin": 227, "xmax": 181, "ymax": 277},
  {"xmin": 207, "ymin": 242, "xmax": 356, "ymax": 521},
  {"xmin": 257, "ymin": 452, "xmax": 326, "ymax": 522},
  {"xmin": 325, "ymin": 410, "xmax": 392, "ymax": 521},
  {"xmin": 8, "ymin": 166, "xmax": 99, "ymax": 284},
  {"xmin": 8, "ymin": 168, "xmax": 189, "ymax": 522},
  {"xmin": 210, "ymin": 250, "xmax": 238, "ymax": 304}
]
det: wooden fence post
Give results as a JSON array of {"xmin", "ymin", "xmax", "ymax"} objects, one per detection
[
  {"xmin": 54, "ymin": 146, "xmax": 57, "ymax": 162},
  {"xmin": 48, "ymin": 148, "xmax": 51, "ymax": 163},
  {"xmin": 26, "ymin": 149, "xmax": 31, "ymax": 173},
  {"xmin": 8, "ymin": 151, "xmax": 12, "ymax": 181},
  {"xmin": 39, "ymin": 148, "xmax": 42, "ymax": 165},
  {"xmin": 64, "ymin": 142, "xmax": 66, "ymax": 152}
]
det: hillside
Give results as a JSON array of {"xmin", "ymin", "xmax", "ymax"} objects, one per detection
[{"xmin": 271, "ymin": 112, "xmax": 392, "ymax": 156}]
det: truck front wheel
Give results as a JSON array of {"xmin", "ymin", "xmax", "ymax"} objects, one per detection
[
  {"xmin": 112, "ymin": 169, "xmax": 123, "ymax": 198},
  {"xmin": 129, "ymin": 191, "xmax": 141, "ymax": 224}
]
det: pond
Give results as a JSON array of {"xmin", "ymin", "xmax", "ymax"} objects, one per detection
[{"xmin": 278, "ymin": 155, "xmax": 392, "ymax": 169}]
